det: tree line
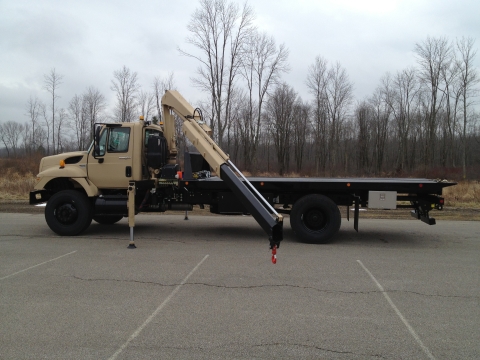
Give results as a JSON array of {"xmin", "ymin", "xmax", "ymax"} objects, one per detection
[{"xmin": 1, "ymin": 0, "xmax": 479, "ymax": 180}]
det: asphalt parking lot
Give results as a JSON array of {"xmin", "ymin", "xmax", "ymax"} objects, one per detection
[{"xmin": 1, "ymin": 212, "xmax": 479, "ymax": 359}]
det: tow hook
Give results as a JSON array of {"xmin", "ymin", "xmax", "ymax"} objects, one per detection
[{"xmin": 271, "ymin": 244, "xmax": 277, "ymax": 264}]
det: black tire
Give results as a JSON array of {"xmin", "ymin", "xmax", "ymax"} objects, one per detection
[
  {"xmin": 290, "ymin": 194, "xmax": 341, "ymax": 244},
  {"xmin": 45, "ymin": 190, "xmax": 93, "ymax": 236},
  {"xmin": 93, "ymin": 215, "xmax": 123, "ymax": 225}
]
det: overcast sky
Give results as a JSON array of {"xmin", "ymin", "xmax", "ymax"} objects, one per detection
[{"xmin": 1, "ymin": 0, "xmax": 479, "ymax": 125}]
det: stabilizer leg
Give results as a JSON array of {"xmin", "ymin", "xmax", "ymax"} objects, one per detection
[{"xmin": 127, "ymin": 181, "xmax": 136, "ymax": 249}]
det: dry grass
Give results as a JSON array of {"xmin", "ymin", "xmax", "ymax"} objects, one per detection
[
  {"xmin": 442, "ymin": 181, "xmax": 480, "ymax": 208},
  {"xmin": 0, "ymin": 169, "xmax": 37, "ymax": 200},
  {"xmin": 0, "ymin": 157, "xmax": 40, "ymax": 200}
]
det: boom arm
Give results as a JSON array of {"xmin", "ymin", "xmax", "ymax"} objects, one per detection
[
  {"xmin": 161, "ymin": 90, "xmax": 283, "ymax": 248},
  {"xmin": 161, "ymin": 90, "xmax": 228, "ymax": 174}
]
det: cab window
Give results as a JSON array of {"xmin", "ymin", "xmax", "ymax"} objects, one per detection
[{"xmin": 108, "ymin": 127, "xmax": 130, "ymax": 153}]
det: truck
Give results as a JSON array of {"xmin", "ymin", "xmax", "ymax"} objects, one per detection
[{"xmin": 30, "ymin": 90, "xmax": 455, "ymax": 254}]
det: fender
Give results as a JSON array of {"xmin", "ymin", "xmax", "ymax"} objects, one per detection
[
  {"xmin": 35, "ymin": 176, "xmax": 99, "ymax": 197},
  {"xmin": 37, "ymin": 164, "xmax": 88, "ymax": 179},
  {"xmin": 35, "ymin": 166, "xmax": 99, "ymax": 197}
]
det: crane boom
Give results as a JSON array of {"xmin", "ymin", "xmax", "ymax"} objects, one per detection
[{"xmin": 161, "ymin": 90, "xmax": 283, "ymax": 248}]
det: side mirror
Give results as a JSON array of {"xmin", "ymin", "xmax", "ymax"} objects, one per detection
[{"xmin": 93, "ymin": 125, "xmax": 102, "ymax": 158}]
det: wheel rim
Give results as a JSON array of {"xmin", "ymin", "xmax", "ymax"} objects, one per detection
[
  {"xmin": 54, "ymin": 203, "xmax": 78, "ymax": 225},
  {"xmin": 302, "ymin": 208, "xmax": 327, "ymax": 231}
]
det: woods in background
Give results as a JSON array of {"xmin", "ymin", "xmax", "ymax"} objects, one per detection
[{"xmin": 1, "ymin": 0, "xmax": 479, "ymax": 180}]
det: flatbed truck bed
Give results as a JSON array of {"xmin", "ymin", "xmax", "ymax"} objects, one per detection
[
  {"xmin": 31, "ymin": 171, "xmax": 454, "ymax": 245},
  {"xmin": 188, "ymin": 176, "xmax": 450, "ymax": 193},
  {"xmin": 165, "ymin": 176, "xmax": 455, "ymax": 244}
]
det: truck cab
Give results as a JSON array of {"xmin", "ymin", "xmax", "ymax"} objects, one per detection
[{"xmin": 32, "ymin": 120, "xmax": 165, "ymax": 197}]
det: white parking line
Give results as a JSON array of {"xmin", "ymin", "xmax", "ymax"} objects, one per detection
[
  {"xmin": 357, "ymin": 260, "xmax": 435, "ymax": 360},
  {"xmin": 108, "ymin": 254, "xmax": 209, "ymax": 360},
  {"xmin": 0, "ymin": 250, "xmax": 77, "ymax": 281}
]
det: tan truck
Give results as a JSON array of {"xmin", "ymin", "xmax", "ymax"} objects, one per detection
[
  {"xmin": 30, "ymin": 90, "xmax": 283, "ymax": 249},
  {"xmin": 30, "ymin": 91, "xmax": 455, "ymax": 249}
]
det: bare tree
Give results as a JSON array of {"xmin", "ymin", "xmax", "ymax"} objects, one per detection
[
  {"xmin": 25, "ymin": 96, "xmax": 44, "ymax": 154},
  {"xmin": 370, "ymin": 85, "xmax": 392, "ymax": 174},
  {"xmin": 265, "ymin": 83, "xmax": 297, "ymax": 175},
  {"xmin": 222, "ymin": 86, "xmax": 245, "ymax": 162},
  {"xmin": 239, "ymin": 30, "xmax": 289, "ymax": 170},
  {"xmin": 306, "ymin": 58, "xmax": 353, "ymax": 173},
  {"xmin": 40, "ymin": 102, "xmax": 52, "ymax": 154},
  {"xmin": 306, "ymin": 56, "xmax": 329, "ymax": 175},
  {"xmin": 84, "ymin": 87, "xmax": 106, "ymax": 131},
  {"xmin": 0, "ymin": 121, "xmax": 24, "ymax": 157},
  {"xmin": 69, "ymin": 87, "xmax": 106, "ymax": 150},
  {"xmin": 179, "ymin": 0, "xmax": 255, "ymax": 146},
  {"xmin": 44, "ymin": 68, "xmax": 64, "ymax": 154},
  {"xmin": 383, "ymin": 68, "xmax": 421, "ymax": 171},
  {"xmin": 340, "ymin": 118, "xmax": 356, "ymax": 175},
  {"xmin": 111, "ymin": 66, "xmax": 140, "ymax": 122},
  {"xmin": 138, "ymin": 90, "xmax": 156, "ymax": 122},
  {"xmin": 231, "ymin": 89, "xmax": 253, "ymax": 167},
  {"xmin": 355, "ymin": 101, "xmax": 372, "ymax": 173},
  {"xmin": 34, "ymin": 126, "xmax": 48, "ymax": 155},
  {"xmin": 292, "ymin": 99, "xmax": 310, "ymax": 172},
  {"xmin": 56, "ymin": 108, "xmax": 68, "ymax": 153},
  {"xmin": 456, "ymin": 36, "xmax": 480, "ymax": 178},
  {"xmin": 69, "ymin": 94, "xmax": 88, "ymax": 150},
  {"xmin": 325, "ymin": 62, "xmax": 354, "ymax": 170},
  {"xmin": 438, "ymin": 59, "xmax": 461, "ymax": 168},
  {"xmin": 0, "ymin": 123, "xmax": 9, "ymax": 157},
  {"xmin": 153, "ymin": 72, "xmax": 175, "ymax": 123},
  {"xmin": 414, "ymin": 37, "xmax": 453, "ymax": 171}
]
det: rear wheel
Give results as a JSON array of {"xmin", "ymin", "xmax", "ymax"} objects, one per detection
[
  {"xmin": 290, "ymin": 194, "xmax": 341, "ymax": 244},
  {"xmin": 93, "ymin": 215, "xmax": 123, "ymax": 225},
  {"xmin": 45, "ymin": 190, "xmax": 92, "ymax": 236}
]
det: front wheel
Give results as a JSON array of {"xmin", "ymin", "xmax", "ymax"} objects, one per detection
[
  {"xmin": 290, "ymin": 194, "xmax": 341, "ymax": 244},
  {"xmin": 45, "ymin": 190, "xmax": 93, "ymax": 236}
]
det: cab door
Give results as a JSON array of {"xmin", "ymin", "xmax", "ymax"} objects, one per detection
[{"xmin": 87, "ymin": 125, "xmax": 134, "ymax": 189}]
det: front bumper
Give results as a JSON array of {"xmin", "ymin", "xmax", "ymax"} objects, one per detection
[{"xmin": 29, "ymin": 190, "xmax": 50, "ymax": 205}]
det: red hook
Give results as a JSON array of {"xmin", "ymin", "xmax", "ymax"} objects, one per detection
[{"xmin": 271, "ymin": 245, "xmax": 277, "ymax": 264}]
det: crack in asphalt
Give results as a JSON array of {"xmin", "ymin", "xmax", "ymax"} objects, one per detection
[
  {"xmin": 70, "ymin": 276, "xmax": 479, "ymax": 299},
  {"xmin": 251, "ymin": 342, "xmax": 388, "ymax": 358},
  {"xmin": 387, "ymin": 289, "xmax": 478, "ymax": 299},
  {"xmin": 0, "ymin": 234, "xmax": 53, "ymax": 239},
  {"xmin": 133, "ymin": 341, "xmax": 387, "ymax": 359}
]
